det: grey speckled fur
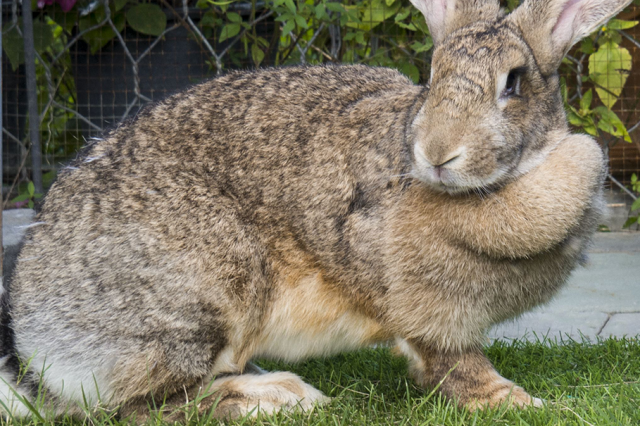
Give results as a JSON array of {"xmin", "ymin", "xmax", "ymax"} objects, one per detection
[{"xmin": 0, "ymin": 0, "xmax": 631, "ymax": 419}]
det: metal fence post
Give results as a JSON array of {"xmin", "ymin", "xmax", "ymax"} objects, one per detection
[
  {"xmin": 1, "ymin": 1, "xmax": 4, "ymax": 282},
  {"xmin": 21, "ymin": 0, "xmax": 43, "ymax": 195}
]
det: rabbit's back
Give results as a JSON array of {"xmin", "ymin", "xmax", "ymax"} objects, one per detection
[{"xmin": 7, "ymin": 65, "xmax": 423, "ymax": 407}]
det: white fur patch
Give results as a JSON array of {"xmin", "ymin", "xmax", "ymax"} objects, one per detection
[
  {"xmin": 394, "ymin": 338, "xmax": 426, "ymax": 373},
  {"xmin": 211, "ymin": 371, "xmax": 329, "ymax": 417},
  {"xmin": 210, "ymin": 346, "xmax": 239, "ymax": 377},
  {"xmin": 11, "ymin": 341, "xmax": 115, "ymax": 414}
]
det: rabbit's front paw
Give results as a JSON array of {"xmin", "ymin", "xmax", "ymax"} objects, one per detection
[
  {"xmin": 398, "ymin": 341, "xmax": 543, "ymax": 412},
  {"xmin": 464, "ymin": 383, "xmax": 544, "ymax": 411}
]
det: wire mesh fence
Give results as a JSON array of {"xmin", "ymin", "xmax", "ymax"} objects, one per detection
[{"xmin": 2, "ymin": 0, "xmax": 640, "ymax": 226}]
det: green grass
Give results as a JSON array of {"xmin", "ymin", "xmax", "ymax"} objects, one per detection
[{"xmin": 3, "ymin": 337, "xmax": 639, "ymax": 425}]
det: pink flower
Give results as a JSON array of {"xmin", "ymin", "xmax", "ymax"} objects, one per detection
[{"xmin": 37, "ymin": 0, "xmax": 76, "ymax": 12}]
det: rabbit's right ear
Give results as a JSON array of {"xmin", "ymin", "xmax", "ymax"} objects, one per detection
[
  {"xmin": 511, "ymin": 0, "xmax": 633, "ymax": 75},
  {"xmin": 409, "ymin": 0, "xmax": 500, "ymax": 45}
]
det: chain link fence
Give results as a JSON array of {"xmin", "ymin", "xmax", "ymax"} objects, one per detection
[{"xmin": 2, "ymin": 0, "xmax": 640, "ymax": 227}]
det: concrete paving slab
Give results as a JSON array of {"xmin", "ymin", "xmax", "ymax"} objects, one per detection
[
  {"xmin": 558, "ymin": 253, "xmax": 640, "ymax": 313},
  {"xmin": 490, "ymin": 310, "xmax": 609, "ymax": 342},
  {"xmin": 3, "ymin": 209, "xmax": 36, "ymax": 247},
  {"xmin": 489, "ymin": 250, "xmax": 640, "ymax": 340},
  {"xmin": 599, "ymin": 313, "xmax": 640, "ymax": 338},
  {"xmin": 590, "ymin": 232, "xmax": 640, "ymax": 253}
]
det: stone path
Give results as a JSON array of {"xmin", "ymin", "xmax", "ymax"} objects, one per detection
[
  {"xmin": 489, "ymin": 232, "xmax": 640, "ymax": 341},
  {"xmin": 2, "ymin": 209, "xmax": 639, "ymax": 341}
]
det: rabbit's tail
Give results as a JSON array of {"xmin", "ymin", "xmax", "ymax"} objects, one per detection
[{"xmin": 0, "ymin": 279, "xmax": 36, "ymax": 418}]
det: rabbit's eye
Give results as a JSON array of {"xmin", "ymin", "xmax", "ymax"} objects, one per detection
[{"xmin": 501, "ymin": 68, "xmax": 525, "ymax": 98}]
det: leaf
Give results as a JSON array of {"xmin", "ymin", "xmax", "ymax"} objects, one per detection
[
  {"xmin": 560, "ymin": 77, "xmax": 568, "ymax": 102},
  {"xmin": 622, "ymin": 216, "xmax": 638, "ymax": 229},
  {"xmin": 28, "ymin": 201, "xmax": 34, "ymax": 209},
  {"xmin": 200, "ymin": 10, "xmax": 217, "ymax": 28},
  {"xmin": 284, "ymin": 0, "xmax": 296, "ymax": 14},
  {"xmin": 589, "ymin": 41, "xmax": 632, "ymax": 108},
  {"xmin": 580, "ymin": 89, "xmax": 593, "ymax": 112},
  {"xmin": 567, "ymin": 111, "xmax": 585, "ymax": 128},
  {"xmin": 79, "ymin": 12, "xmax": 125, "ymax": 53},
  {"xmin": 346, "ymin": 0, "xmax": 400, "ymax": 31},
  {"xmin": 325, "ymin": 2, "xmax": 345, "ymax": 13},
  {"xmin": 580, "ymin": 37, "xmax": 595, "ymax": 55},
  {"xmin": 11, "ymin": 194, "xmax": 31, "ymax": 203},
  {"xmin": 411, "ymin": 13, "xmax": 430, "ymax": 34},
  {"xmin": 315, "ymin": 3, "xmax": 327, "ymax": 20},
  {"xmin": 219, "ymin": 23, "xmax": 241, "ymax": 42},
  {"xmin": 606, "ymin": 19, "xmax": 639, "ymax": 30},
  {"xmin": 226, "ymin": 12, "xmax": 242, "ymax": 23},
  {"xmin": 282, "ymin": 20, "xmax": 295, "ymax": 36},
  {"xmin": 632, "ymin": 198, "xmax": 640, "ymax": 212},
  {"xmin": 294, "ymin": 14, "xmax": 308, "ymax": 29},
  {"xmin": 397, "ymin": 22, "xmax": 417, "ymax": 31},
  {"xmin": 28, "ymin": 182, "xmax": 35, "ymax": 197},
  {"xmin": 251, "ymin": 43, "xmax": 265, "ymax": 66},
  {"xmin": 396, "ymin": 62, "xmax": 420, "ymax": 84},
  {"xmin": 32, "ymin": 20, "xmax": 54, "ymax": 53},
  {"xmin": 394, "ymin": 9, "xmax": 410, "ymax": 21},
  {"xmin": 2, "ymin": 26, "xmax": 24, "ymax": 71},
  {"xmin": 49, "ymin": 7, "xmax": 79, "ymax": 33},
  {"xmin": 594, "ymin": 106, "xmax": 632, "ymax": 142},
  {"xmin": 410, "ymin": 38, "xmax": 433, "ymax": 53},
  {"xmin": 126, "ymin": 3, "xmax": 167, "ymax": 36},
  {"xmin": 114, "ymin": 0, "xmax": 128, "ymax": 11}
]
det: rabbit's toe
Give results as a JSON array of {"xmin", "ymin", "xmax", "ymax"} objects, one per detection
[
  {"xmin": 465, "ymin": 384, "xmax": 542, "ymax": 411},
  {"xmin": 211, "ymin": 371, "xmax": 329, "ymax": 419}
]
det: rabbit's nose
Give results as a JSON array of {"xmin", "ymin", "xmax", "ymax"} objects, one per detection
[
  {"xmin": 433, "ymin": 153, "xmax": 461, "ymax": 168},
  {"xmin": 433, "ymin": 154, "xmax": 460, "ymax": 179}
]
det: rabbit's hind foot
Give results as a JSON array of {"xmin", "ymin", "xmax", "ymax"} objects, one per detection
[
  {"xmin": 128, "ymin": 371, "xmax": 329, "ymax": 422},
  {"xmin": 208, "ymin": 371, "xmax": 330, "ymax": 419}
]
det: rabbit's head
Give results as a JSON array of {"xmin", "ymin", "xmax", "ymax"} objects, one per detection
[{"xmin": 409, "ymin": 0, "xmax": 630, "ymax": 194}]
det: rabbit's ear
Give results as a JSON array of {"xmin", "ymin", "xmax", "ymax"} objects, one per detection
[
  {"xmin": 409, "ymin": 0, "xmax": 500, "ymax": 45},
  {"xmin": 511, "ymin": 0, "xmax": 632, "ymax": 75}
]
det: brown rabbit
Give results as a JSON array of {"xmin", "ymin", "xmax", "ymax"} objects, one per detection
[{"xmin": 0, "ymin": 0, "xmax": 628, "ymax": 420}]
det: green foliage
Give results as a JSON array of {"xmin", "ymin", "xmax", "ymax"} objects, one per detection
[
  {"xmin": 2, "ymin": 19, "xmax": 55, "ymax": 70},
  {"xmin": 565, "ymin": 21, "xmax": 636, "ymax": 144},
  {"xmin": 624, "ymin": 173, "xmax": 640, "ymax": 229},
  {"xmin": 589, "ymin": 40, "xmax": 632, "ymax": 109},
  {"xmin": 194, "ymin": 0, "xmax": 434, "ymax": 81},
  {"xmin": 11, "ymin": 181, "xmax": 43, "ymax": 209},
  {"xmin": 126, "ymin": 3, "xmax": 167, "ymax": 36},
  {"xmin": 13, "ymin": 0, "xmax": 640, "ymax": 225}
]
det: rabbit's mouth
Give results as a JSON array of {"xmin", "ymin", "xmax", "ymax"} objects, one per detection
[{"xmin": 412, "ymin": 144, "xmax": 510, "ymax": 195}]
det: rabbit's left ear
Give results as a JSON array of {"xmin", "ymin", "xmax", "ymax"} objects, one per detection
[
  {"xmin": 409, "ymin": 0, "xmax": 500, "ymax": 45},
  {"xmin": 511, "ymin": 0, "xmax": 633, "ymax": 75}
]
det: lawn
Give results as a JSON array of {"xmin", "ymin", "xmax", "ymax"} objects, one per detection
[{"xmin": 2, "ymin": 337, "xmax": 639, "ymax": 425}]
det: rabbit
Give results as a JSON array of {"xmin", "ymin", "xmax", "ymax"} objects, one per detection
[{"xmin": 0, "ymin": 0, "xmax": 628, "ymax": 420}]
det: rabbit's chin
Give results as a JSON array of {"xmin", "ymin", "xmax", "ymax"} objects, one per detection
[{"xmin": 412, "ymin": 167, "xmax": 512, "ymax": 196}]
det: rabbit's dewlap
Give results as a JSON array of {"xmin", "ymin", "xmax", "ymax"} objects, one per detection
[{"xmin": 0, "ymin": 0, "xmax": 624, "ymax": 420}]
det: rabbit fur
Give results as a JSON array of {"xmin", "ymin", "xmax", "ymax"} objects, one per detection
[{"xmin": 0, "ymin": 0, "xmax": 629, "ymax": 420}]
